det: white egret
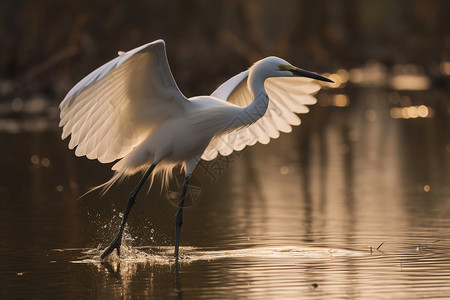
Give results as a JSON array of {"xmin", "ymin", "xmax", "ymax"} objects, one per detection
[{"xmin": 59, "ymin": 39, "xmax": 333, "ymax": 259}]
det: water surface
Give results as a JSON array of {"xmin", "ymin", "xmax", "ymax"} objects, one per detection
[{"xmin": 1, "ymin": 85, "xmax": 449, "ymax": 299}]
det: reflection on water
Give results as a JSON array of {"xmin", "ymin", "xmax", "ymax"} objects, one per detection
[
  {"xmin": 70, "ymin": 245, "xmax": 366, "ymax": 265},
  {"xmin": 0, "ymin": 79, "xmax": 449, "ymax": 298}
]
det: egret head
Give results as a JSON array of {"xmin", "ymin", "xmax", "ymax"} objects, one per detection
[{"xmin": 256, "ymin": 56, "xmax": 333, "ymax": 83}]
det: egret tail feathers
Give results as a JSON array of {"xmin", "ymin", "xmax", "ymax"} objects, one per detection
[
  {"xmin": 76, "ymin": 172, "xmax": 125, "ymax": 201},
  {"xmin": 77, "ymin": 160, "xmax": 186, "ymax": 200}
]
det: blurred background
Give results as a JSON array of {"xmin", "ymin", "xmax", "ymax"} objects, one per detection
[
  {"xmin": 0, "ymin": 0, "xmax": 449, "ymax": 105},
  {"xmin": 0, "ymin": 0, "xmax": 449, "ymax": 299}
]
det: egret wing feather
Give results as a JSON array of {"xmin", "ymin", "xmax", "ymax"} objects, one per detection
[
  {"xmin": 203, "ymin": 74, "xmax": 321, "ymax": 161},
  {"xmin": 60, "ymin": 39, "xmax": 190, "ymax": 163},
  {"xmin": 210, "ymin": 71, "xmax": 249, "ymax": 100}
]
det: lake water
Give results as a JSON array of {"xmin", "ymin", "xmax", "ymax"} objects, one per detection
[{"xmin": 1, "ymin": 82, "xmax": 449, "ymax": 299}]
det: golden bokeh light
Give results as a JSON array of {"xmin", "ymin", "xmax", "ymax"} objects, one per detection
[
  {"xmin": 389, "ymin": 64, "xmax": 430, "ymax": 91},
  {"xmin": 328, "ymin": 73, "xmax": 342, "ymax": 88},
  {"xmin": 390, "ymin": 75, "xmax": 430, "ymax": 91},
  {"xmin": 41, "ymin": 157, "xmax": 51, "ymax": 168},
  {"xmin": 331, "ymin": 94, "xmax": 350, "ymax": 107},
  {"xmin": 31, "ymin": 155, "xmax": 40, "ymax": 165},
  {"xmin": 390, "ymin": 105, "xmax": 432, "ymax": 119},
  {"xmin": 349, "ymin": 61, "xmax": 387, "ymax": 86},
  {"xmin": 337, "ymin": 69, "xmax": 349, "ymax": 83},
  {"xmin": 280, "ymin": 166, "xmax": 290, "ymax": 175},
  {"xmin": 440, "ymin": 61, "xmax": 450, "ymax": 76},
  {"xmin": 407, "ymin": 106, "xmax": 419, "ymax": 118}
]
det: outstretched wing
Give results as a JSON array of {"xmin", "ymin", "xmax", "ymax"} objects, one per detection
[
  {"xmin": 60, "ymin": 40, "xmax": 190, "ymax": 163},
  {"xmin": 202, "ymin": 70, "xmax": 321, "ymax": 161}
]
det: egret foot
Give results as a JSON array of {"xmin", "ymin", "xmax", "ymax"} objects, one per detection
[
  {"xmin": 101, "ymin": 233, "xmax": 123, "ymax": 259},
  {"xmin": 100, "ymin": 164, "xmax": 157, "ymax": 260}
]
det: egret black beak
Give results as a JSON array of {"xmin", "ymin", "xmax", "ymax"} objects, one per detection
[{"xmin": 292, "ymin": 67, "xmax": 334, "ymax": 83}]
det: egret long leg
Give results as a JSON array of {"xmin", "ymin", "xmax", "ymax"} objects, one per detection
[
  {"xmin": 101, "ymin": 163, "xmax": 157, "ymax": 259},
  {"xmin": 174, "ymin": 176, "xmax": 190, "ymax": 258}
]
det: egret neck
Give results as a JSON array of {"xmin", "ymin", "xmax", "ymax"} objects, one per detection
[{"xmin": 240, "ymin": 67, "xmax": 270, "ymax": 127}]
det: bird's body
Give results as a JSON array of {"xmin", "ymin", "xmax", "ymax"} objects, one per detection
[
  {"xmin": 59, "ymin": 39, "xmax": 332, "ymax": 259},
  {"xmin": 116, "ymin": 96, "xmax": 241, "ymax": 173}
]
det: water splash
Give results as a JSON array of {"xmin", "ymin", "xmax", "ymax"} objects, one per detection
[{"xmin": 67, "ymin": 245, "xmax": 365, "ymax": 266}]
